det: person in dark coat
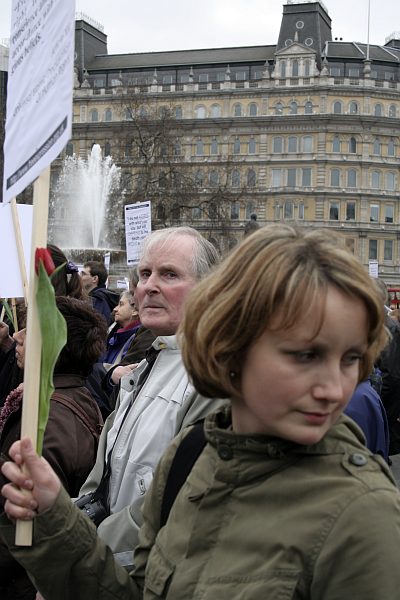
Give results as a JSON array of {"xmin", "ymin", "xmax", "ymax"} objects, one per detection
[
  {"xmin": 0, "ymin": 246, "xmax": 86, "ymax": 409},
  {"xmin": 345, "ymin": 379, "xmax": 390, "ymax": 462},
  {"xmin": 0, "ymin": 297, "xmax": 107, "ymax": 600},
  {"xmin": 80, "ymin": 261, "xmax": 119, "ymax": 324}
]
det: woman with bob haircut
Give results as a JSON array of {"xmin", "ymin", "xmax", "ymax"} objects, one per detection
[{"xmin": 1, "ymin": 225, "xmax": 400, "ymax": 600}]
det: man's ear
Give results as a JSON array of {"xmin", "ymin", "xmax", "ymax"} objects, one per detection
[{"xmin": 93, "ymin": 275, "xmax": 99, "ymax": 285}]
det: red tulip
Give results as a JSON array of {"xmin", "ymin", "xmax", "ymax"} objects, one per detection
[{"xmin": 35, "ymin": 248, "xmax": 55, "ymax": 276}]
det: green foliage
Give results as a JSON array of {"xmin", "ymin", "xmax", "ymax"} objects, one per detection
[{"xmin": 35, "ymin": 262, "xmax": 67, "ymax": 454}]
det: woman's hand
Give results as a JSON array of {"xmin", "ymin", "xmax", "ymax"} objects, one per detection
[{"xmin": 1, "ymin": 438, "xmax": 61, "ymax": 520}]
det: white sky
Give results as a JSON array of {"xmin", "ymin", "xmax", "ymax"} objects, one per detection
[{"xmin": 0, "ymin": 0, "xmax": 399, "ymax": 54}]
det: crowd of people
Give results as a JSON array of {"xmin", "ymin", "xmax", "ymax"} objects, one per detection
[{"xmin": 0, "ymin": 224, "xmax": 400, "ymax": 599}]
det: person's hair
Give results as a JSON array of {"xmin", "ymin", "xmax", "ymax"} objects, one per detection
[
  {"xmin": 120, "ymin": 290, "xmax": 135, "ymax": 305},
  {"xmin": 48, "ymin": 244, "xmax": 86, "ymax": 300},
  {"xmin": 84, "ymin": 260, "xmax": 108, "ymax": 287},
  {"xmin": 129, "ymin": 266, "xmax": 139, "ymax": 289},
  {"xmin": 180, "ymin": 225, "xmax": 389, "ymax": 400},
  {"xmin": 373, "ymin": 278, "xmax": 389, "ymax": 306},
  {"xmin": 140, "ymin": 227, "xmax": 219, "ymax": 280},
  {"xmin": 54, "ymin": 297, "xmax": 107, "ymax": 376}
]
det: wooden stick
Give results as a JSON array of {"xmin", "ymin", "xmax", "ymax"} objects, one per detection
[
  {"xmin": 10, "ymin": 198, "xmax": 29, "ymax": 306},
  {"xmin": 11, "ymin": 297, "xmax": 18, "ymax": 332},
  {"xmin": 16, "ymin": 166, "xmax": 50, "ymax": 546}
]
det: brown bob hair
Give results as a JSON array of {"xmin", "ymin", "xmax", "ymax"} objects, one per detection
[{"xmin": 180, "ymin": 225, "xmax": 388, "ymax": 400}]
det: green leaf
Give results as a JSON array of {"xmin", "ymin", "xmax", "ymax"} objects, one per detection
[
  {"xmin": 1, "ymin": 299, "xmax": 16, "ymax": 331},
  {"xmin": 35, "ymin": 262, "xmax": 67, "ymax": 455}
]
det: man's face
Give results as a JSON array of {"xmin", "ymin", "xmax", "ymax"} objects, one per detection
[
  {"xmin": 136, "ymin": 236, "xmax": 198, "ymax": 336},
  {"xmin": 80, "ymin": 266, "xmax": 97, "ymax": 292}
]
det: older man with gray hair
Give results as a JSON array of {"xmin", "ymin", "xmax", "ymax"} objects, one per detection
[{"xmin": 76, "ymin": 226, "xmax": 224, "ymax": 565}]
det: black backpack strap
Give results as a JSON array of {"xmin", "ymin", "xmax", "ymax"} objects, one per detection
[{"xmin": 160, "ymin": 421, "xmax": 207, "ymax": 528}]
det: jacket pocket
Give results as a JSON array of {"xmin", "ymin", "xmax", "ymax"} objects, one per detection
[
  {"xmin": 205, "ymin": 570, "xmax": 300, "ymax": 599},
  {"xmin": 145, "ymin": 544, "xmax": 175, "ymax": 597}
]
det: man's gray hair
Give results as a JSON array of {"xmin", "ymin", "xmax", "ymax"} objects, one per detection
[{"xmin": 140, "ymin": 227, "xmax": 219, "ymax": 280}]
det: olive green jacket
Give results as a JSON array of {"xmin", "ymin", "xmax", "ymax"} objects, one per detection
[{"xmin": 1, "ymin": 408, "xmax": 400, "ymax": 600}]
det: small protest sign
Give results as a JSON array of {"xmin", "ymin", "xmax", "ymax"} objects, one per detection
[{"xmin": 125, "ymin": 201, "xmax": 152, "ymax": 265}]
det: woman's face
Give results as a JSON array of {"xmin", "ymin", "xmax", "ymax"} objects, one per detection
[
  {"xmin": 114, "ymin": 296, "xmax": 136, "ymax": 328},
  {"xmin": 13, "ymin": 328, "xmax": 26, "ymax": 369},
  {"xmin": 233, "ymin": 286, "xmax": 368, "ymax": 445}
]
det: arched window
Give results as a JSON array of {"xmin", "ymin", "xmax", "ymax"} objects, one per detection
[
  {"xmin": 273, "ymin": 137, "xmax": 283, "ymax": 153},
  {"xmin": 389, "ymin": 104, "xmax": 396, "ymax": 118},
  {"xmin": 302, "ymin": 136, "xmax": 313, "ymax": 152},
  {"xmin": 388, "ymin": 139, "xmax": 396, "ymax": 156},
  {"xmin": 104, "ymin": 142, "xmax": 111, "ymax": 156},
  {"xmin": 211, "ymin": 104, "xmax": 221, "ymax": 118},
  {"xmin": 349, "ymin": 137, "xmax": 357, "ymax": 153},
  {"xmin": 247, "ymin": 169, "xmax": 256, "ymax": 187},
  {"xmin": 333, "ymin": 101, "xmax": 342, "ymax": 114},
  {"xmin": 194, "ymin": 170, "xmax": 203, "ymax": 187},
  {"xmin": 249, "ymin": 103, "xmax": 258, "ymax": 116},
  {"xmin": 175, "ymin": 106, "xmax": 183, "ymax": 119},
  {"xmin": 349, "ymin": 101, "xmax": 358, "ymax": 115},
  {"xmin": 246, "ymin": 202, "xmax": 255, "ymax": 219},
  {"xmin": 156, "ymin": 203, "xmax": 166, "ymax": 221},
  {"xmin": 288, "ymin": 136, "xmax": 298, "ymax": 152},
  {"xmin": 65, "ymin": 142, "xmax": 74, "ymax": 156},
  {"xmin": 233, "ymin": 103, "xmax": 242, "ymax": 117},
  {"xmin": 304, "ymin": 101, "xmax": 313, "ymax": 114},
  {"xmin": 284, "ymin": 201, "xmax": 294, "ymax": 219},
  {"xmin": 231, "ymin": 201, "xmax": 240, "ymax": 220},
  {"xmin": 386, "ymin": 172, "xmax": 396, "ymax": 191},
  {"xmin": 347, "ymin": 169, "xmax": 357, "ymax": 188},
  {"xmin": 195, "ymin": 105, "xmax": 206, "ymax": 118},
  {"xmin": 171, "ymin": 203, "xmax": 181, "ymax": 220},
  {"xmin": 372, "ymin": 138, "xmax": 381, "ymax": 155},
  {"xmin": 374, "ymin": 104, "xmax": 383, "ymax": 117},
  {"xmin": 90, "ymin": 109, "xmax": 98, "ymax": 122},
  {"xmin": 231, "ymin": 169, "xmax": 241, "ymax": 187},
  {"xmin": 210, "ymin": 137, "xmax": 218, "ymax": 155},
  {"xmin": 332, "ymin": 136, "xmax": 341, "ymax": 152},
  {"xmin": 292, "ymin": 59, "xmax": 299, "ymax": 77},
  {"xmin": 330, "ymin": 169, "xmax": 340, "ymax": 187},
  {"xmin": 173, "ymin": 140, "xmax": 181, "ymax": 156},
  {"xmin": 105, "ymin": 108, "xmax": 112, "ymax": 122},
  {"xmin": 248, "ymin": 137, "xmax": 256, "ymax": 154},
  {"xmin": 371, "ymin": 170, "xmax": 381, "ymax": 189},
  {"xmin": 196, "ymin": 138, "xmax": 204, "ymax": 156},
  {"xmin": 233, "ymin": 137, "xmax": 241, "ymax": 154},
  {"xmin": 209, "ymin": 170, "xmax": 219, "ymax": 187},
  {"xmin": 275, "ymin": 102, "xmax": 283, "ymax": 115},
  {"xmin": 289, "ymin": 101, "xmax": 298, "ymax": 115}
]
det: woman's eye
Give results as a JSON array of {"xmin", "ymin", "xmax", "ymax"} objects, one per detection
[
  {"xmin": 286, "ymin": 350, "xmax": 316, "ymax": 362},
  {"xmin": 342, "ymin": 354, "xmax": 362, "ymax": 366}
]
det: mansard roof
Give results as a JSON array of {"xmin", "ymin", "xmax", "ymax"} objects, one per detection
[{"xmin": 87, "ymin": 45, "xmax": 277, "ymax": 71}]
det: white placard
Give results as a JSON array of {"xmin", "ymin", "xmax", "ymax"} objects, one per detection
[
  {"xmin": 368, "ymin": 260, "xmax": 379, "ymax": 278},
  {"xmin": 2, "ymin": 0, "xmax": 75, "ymax": 203},
  {"xmin": 0, "ymin": 203, "xmax": 33, "ymax": 298},
  {"xmin": 125, "ymin": 201, "xmax": 152, "ymax": 265}
]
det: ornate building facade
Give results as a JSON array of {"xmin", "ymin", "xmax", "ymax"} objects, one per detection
[{"xmin": 51, "ymin": 3, "xmax": 400, "ymax": 280}]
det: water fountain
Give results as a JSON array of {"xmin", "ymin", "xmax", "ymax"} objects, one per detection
[{"xmin": 49, "ymin": 145, "xmax": 127, "ymax": 277}]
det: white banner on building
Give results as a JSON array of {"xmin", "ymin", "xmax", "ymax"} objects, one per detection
[
  {"xmin": 0, "ymin": 203, "xmax": 33, "ymax": 298},
  {"xmin": 125, "ymin": 201, "xmax": 152, "ymax": 265},
  {"xmin": 368, "ymin": 260, "xmax": 379, "ymax": 278},
  {"xmin": 2, "ymin": 0, "xmax": 75, "ymax": 203}
]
